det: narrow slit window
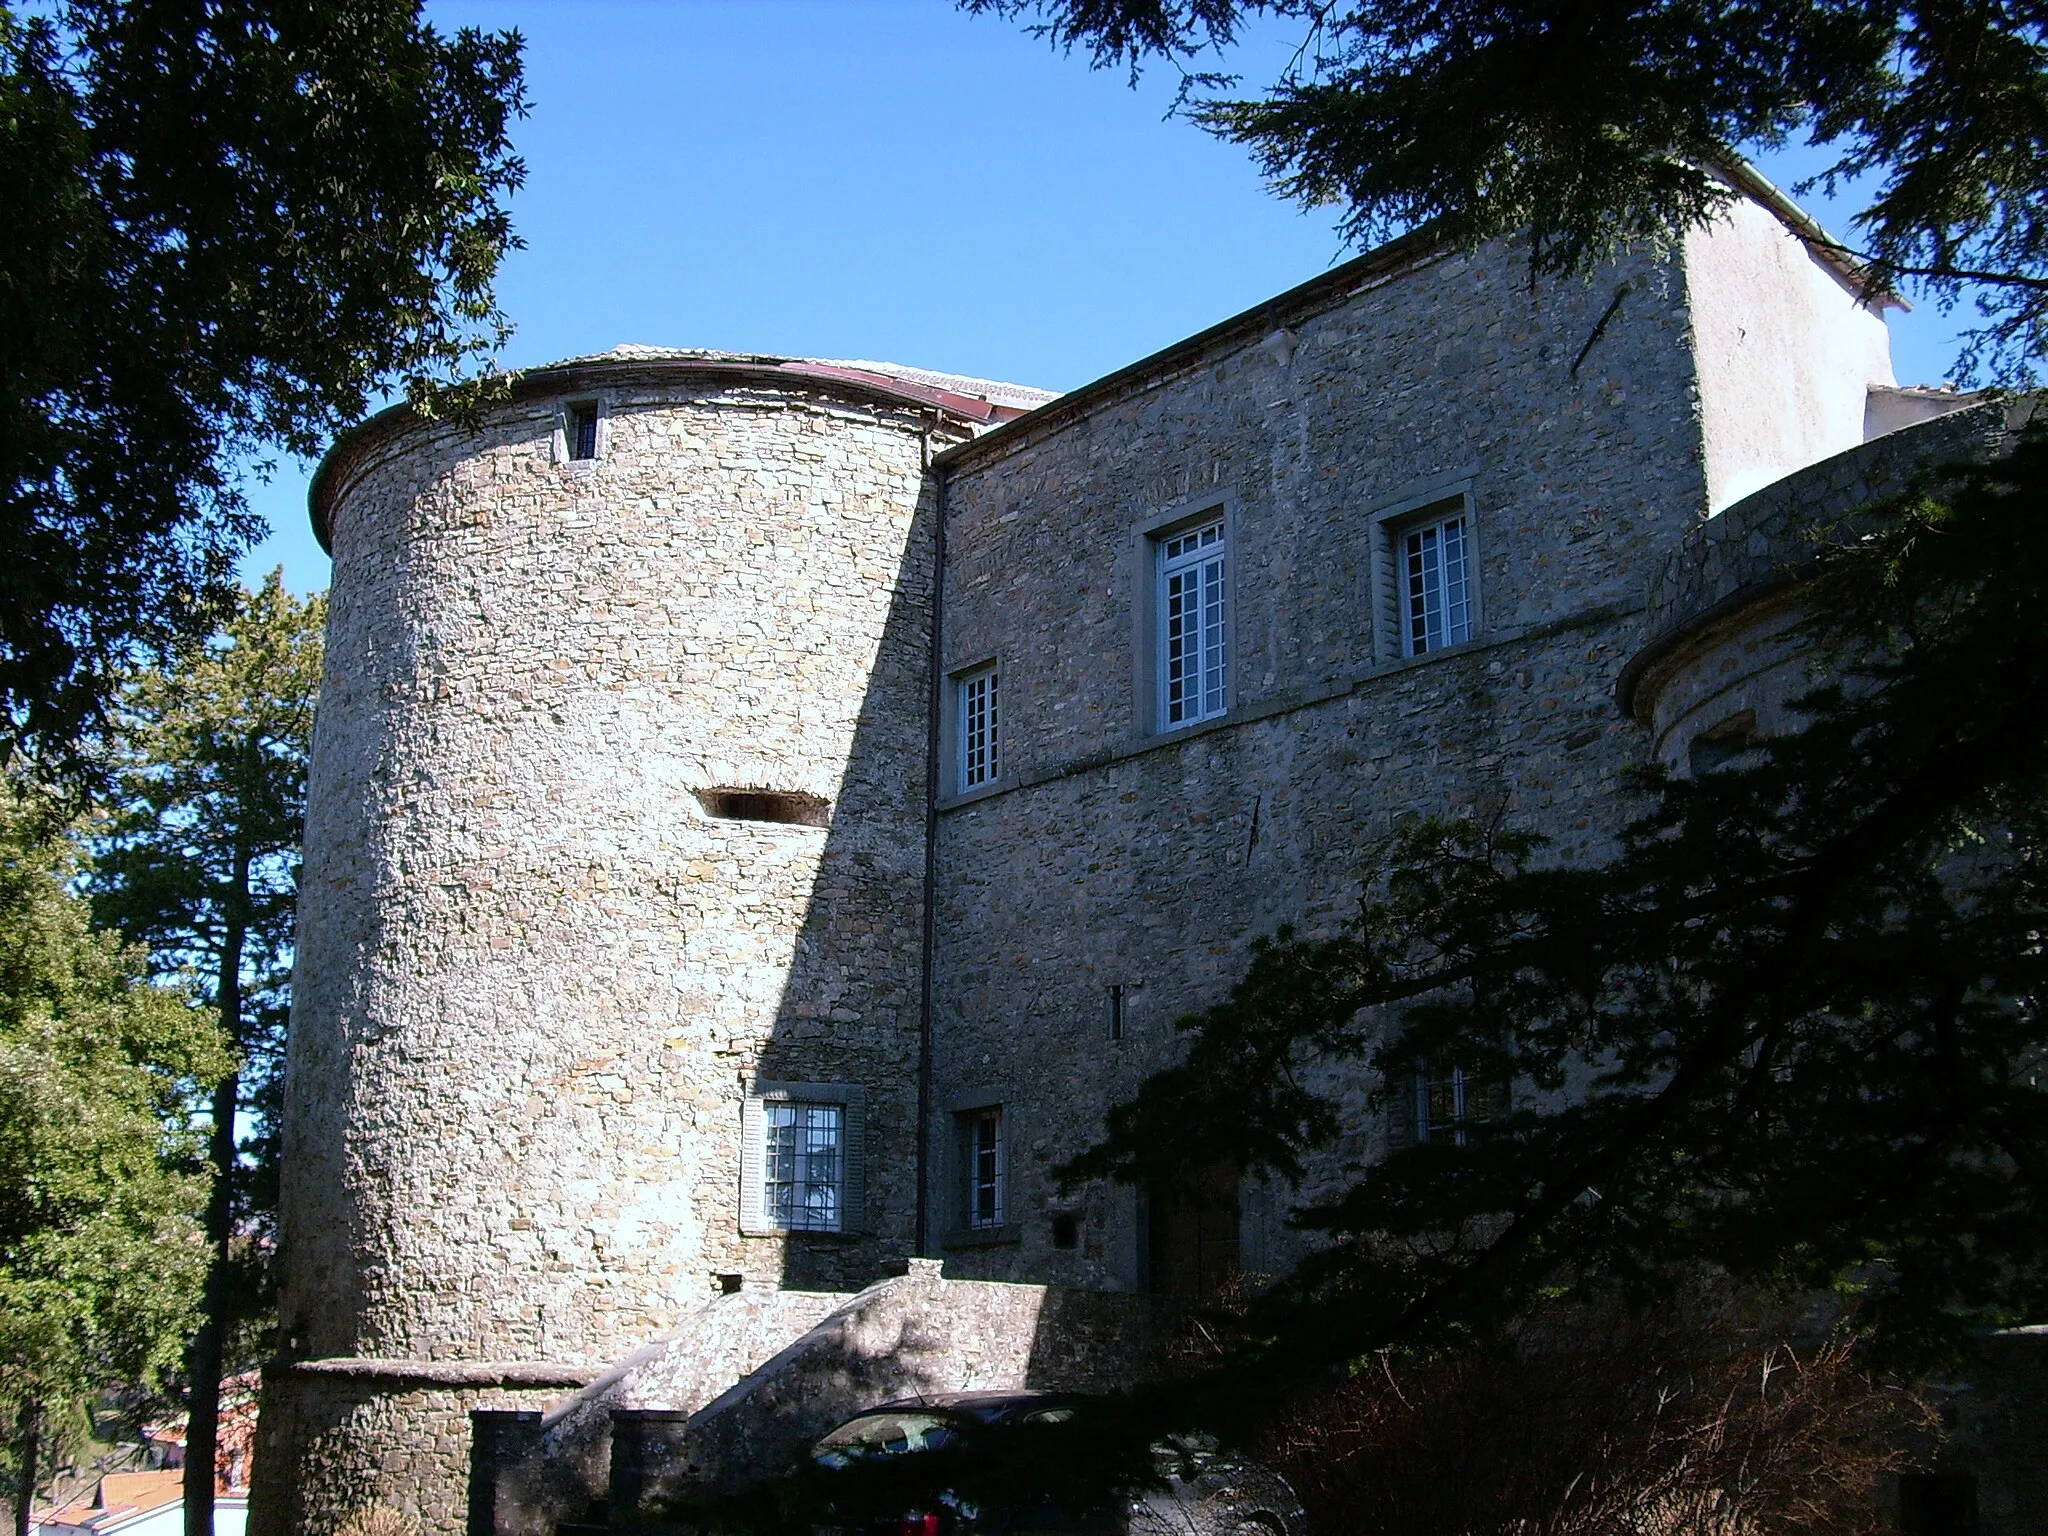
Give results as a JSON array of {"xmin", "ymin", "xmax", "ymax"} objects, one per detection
[
  {"xmin": 1404, "ymin": 512, "xmax": 1473, "ymax": 655},
  {"xmin": 961, "ymin": 1106, "xmax": 1005, "ymax": 1229},
  {"xmin": 958, "ymin": 667, "xmax": 999, "ymax": 789},
  {"xmin": 764, "ymin": 1101, "xmax": 844, "ymax": 1233},
  {"xmin": 568, "ymin": 403, "xmax": 600, "ymax": 462},
  {"xmin": 695, "ymin": 788, "xmax": 831, "ymax": 827},
  {"xmin": 1159, "ymin": 518, "xmax": 1227, "ymax": 728}
]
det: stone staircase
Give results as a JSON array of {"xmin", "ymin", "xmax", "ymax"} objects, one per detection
[{"xmin": 467, "ymin": 1261, "xmax": 1168, "ymax": 1536}]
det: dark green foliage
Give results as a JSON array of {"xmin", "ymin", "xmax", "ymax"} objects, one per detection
[
  {"xmin": 0, "ymin": 786, "xmax": 231, "ymax": 1498},
  {"xmin": 0, "ymin": 2, "xmax": 522, "ymax": 776},
  {"xmin": 88, "ymin": 574, "xmax": 321, "ymax": 1184},
  {"xmin": 1064, "ymin": 429, "xmax": 2048, "ymax": 1388},
  {"xmin": 84, "ymin": 575, "xmax": 321, "ymax": 1531},
  {"xmin": 968, "ymin": 0, "xmax": 2048, "ymax": 381}
]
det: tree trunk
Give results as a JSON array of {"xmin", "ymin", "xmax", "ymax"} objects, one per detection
[
  {"xmin": 185, "ymin": 883, "xmax": 247, "ymax": 1536},
  {"xmin": 15, "ymin": 1401, "xmax": 38, "ymax": 1536}
]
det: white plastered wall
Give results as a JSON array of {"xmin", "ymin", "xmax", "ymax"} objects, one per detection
[{"xmin": 1685, "ymin": 192, "xmax": 1897, "ymax": 512}]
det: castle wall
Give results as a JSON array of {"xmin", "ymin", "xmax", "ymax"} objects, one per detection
[
  {"xmin": 259, "ymin": 192, "xmax": 1940, "ymax": 1533},
  {"xmin": 260, "ymin": 375, "xmax": 947, "ymax": 1533},
  {"xmin": 927, "ymin": 240, "xmax": 1714, "ymax": 1288}
]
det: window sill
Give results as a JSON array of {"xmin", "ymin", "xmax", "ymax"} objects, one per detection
[
  {"xmin": 940, "ymin": 777, "xmax": 1008, "ymax": 811},
  {"xmin": 738, "ymin": 1227, "xmax": 863, "ymax": 1242},
  {"xmin": 942, "ymin": 1223, "xmax": 1021, "ymax": 1249}
]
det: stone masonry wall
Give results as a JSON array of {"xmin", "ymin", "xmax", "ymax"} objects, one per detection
[
  {"xmin": 1626, "ymin": 398, "xmax": 2030, "ymax": 767},
  {"xmin": 260, "ymin": 375, "xmax": 955, "ymax": 1535},
  {"xmin": 254, "ymin": 1372, "xmax": 566, "ymax": 1536},
  {"xmin": 929, "ymin": 239, "xmax": 1716, "ymax": 1289}
]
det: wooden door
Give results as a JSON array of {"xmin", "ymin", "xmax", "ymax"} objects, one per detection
[{"xmin": 1148, "ymin": 1163, "xmax": 1240, "ymax": 1300}]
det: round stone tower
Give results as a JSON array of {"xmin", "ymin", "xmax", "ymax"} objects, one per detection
[
  {"xmin": 253, "ymin": 351, "xmax": 1045, "ymax": 1536},
  {"xmin": 1621, "ymin": 398, "xmax": 2023, "ymax": 769}
]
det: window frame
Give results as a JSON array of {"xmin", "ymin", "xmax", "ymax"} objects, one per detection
[
  {"xmin": 1413, "ymin": 1066, "xmax": 1509, "ymax": 1147},
  {"xmin": 941, "ymin": 1087, "xmax": 1017, "ymax": 1247},
  {"xmin": 1398, "ymin": 508, "xmax": 1476, "ymax": 657},
  {"xmin": 956, "ymin": 662, "xmax": 1001, "ymax": 792},
  {"xmin": 555, "ymin": 396, "xmax": 609, "ymax": 465},
  {"xmin": 739, "ymin": 1080, "xmax": 866, "ymax": 1237},
  {"xmin": 1133, "ymin": 494, "xmax": 1236, "ymax": 738},
  {"xmin": 961, "ymin": 1105, "xmax": 1006, "ymax": 1230},
  {"xmin": 1366, "ymin": 479, "xmax": 1483, "ymax": 666}
]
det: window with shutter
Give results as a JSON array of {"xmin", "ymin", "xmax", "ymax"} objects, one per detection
[
  {"xmin": 1367, "ymin": 485, "xmax": 1482, "ymax": 664},
  {"xmin": 738, "ymin": 1082, "xmax": 866, "ymax": 1236},
  {"xmin": 1402, "ymin": 512, "xmax": 1473, "ymax": 655}
]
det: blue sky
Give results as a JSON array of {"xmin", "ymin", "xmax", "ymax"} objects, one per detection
[{"xmin": 241, "ymin": 0, "xmax": 1970, "ymax": 595}]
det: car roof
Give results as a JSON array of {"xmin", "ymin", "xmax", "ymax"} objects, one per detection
[{"xmin": 858, "ymin": 1389, "xmax": 1088, "ymax": 1422}]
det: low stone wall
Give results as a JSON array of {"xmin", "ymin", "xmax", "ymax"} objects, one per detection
[
  {"xmin": 252, "ymin": 1367, "xmax": 577, "ymax": 1536},
  {"xmin": 254, "ymin": 1288, "xmax": 848, "ymax": 1536},
  {"xmin": 484, "ymin": 1287, "xmax": 847, "ymax": 1536},
  {"xmin": 473, "ymin": 1263, "xmax": 1171, "ymax": 1534},
  {"xmin": 603, "ymin": 1261, "xmax": 1171, "ymax": 1510}
]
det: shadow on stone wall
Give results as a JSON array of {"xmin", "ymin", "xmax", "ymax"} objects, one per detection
[
  {"xmin": 750, "ymin": 477, "xmax": 935, "ymax": 1296},
  {"xmin": 461, "ymin": 458, "xmax": 1191, "ymax": 1531}
]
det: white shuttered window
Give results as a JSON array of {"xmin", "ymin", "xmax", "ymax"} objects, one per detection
[{"xmin": 1159, "ymin": 519, "xmax": 1227, "ymax": 728}]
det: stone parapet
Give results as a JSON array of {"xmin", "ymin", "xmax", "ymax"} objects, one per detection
[{"xmin": 1621, "ymin": 398, "xmax": 2028, "ymax": 723}]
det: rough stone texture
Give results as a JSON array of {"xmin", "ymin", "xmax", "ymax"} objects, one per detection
[
  {"xmin": 254, "ymin": 1370, "xmax": 562, "ymax": 1536},
  {"xmin": 1641, "ymin": 399, "xmax": 2023, "ymax": 654},
  {"xmin": 475, "ymin": 1285, "xmax": 846, "ymax": 1535},
  {"xmin": 259, "ymin": 370, "xmax": 972, "ymax": 1536},
  {"xmin": 929, "ymin": 237, "xmax": 1715, "ymax": 1289}
]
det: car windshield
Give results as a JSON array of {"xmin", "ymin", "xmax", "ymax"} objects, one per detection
[{"xmin": 812, "ymin": 1411, "xmax": 960, "ymax": 1467}]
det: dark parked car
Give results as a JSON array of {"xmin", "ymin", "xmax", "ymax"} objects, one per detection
[{"xmin": 809, "ymin": 1390, "xmax": 1308, "ymax": 1536}]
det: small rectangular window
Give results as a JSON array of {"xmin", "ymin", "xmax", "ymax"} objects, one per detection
[
  {"xmin": 1404, "ymin": 512, "xmax": 1472, "ymax": 655},
  {"xmin": 958, "ymin": 1106, "xmax": 1005, "ymax": 1229},
  {"xmin": 958, "ymin": 667, "xmax": 999, "ymax": 789},
  {"xmin": 569, "ymin": 403, "xmax": 600, "ymax": 462},
  {"xmin": 763, "ymin": 1101, "xmax": 844, "ymax": 1232},
  {"xmin": 1159, "ymin": 518, "xmax": 1227, "ymax": 728}
]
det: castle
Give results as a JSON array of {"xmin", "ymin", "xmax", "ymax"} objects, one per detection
[{"xmin": 250, "ymin": 166, "xmax": 2038, "ymax": 1534}]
